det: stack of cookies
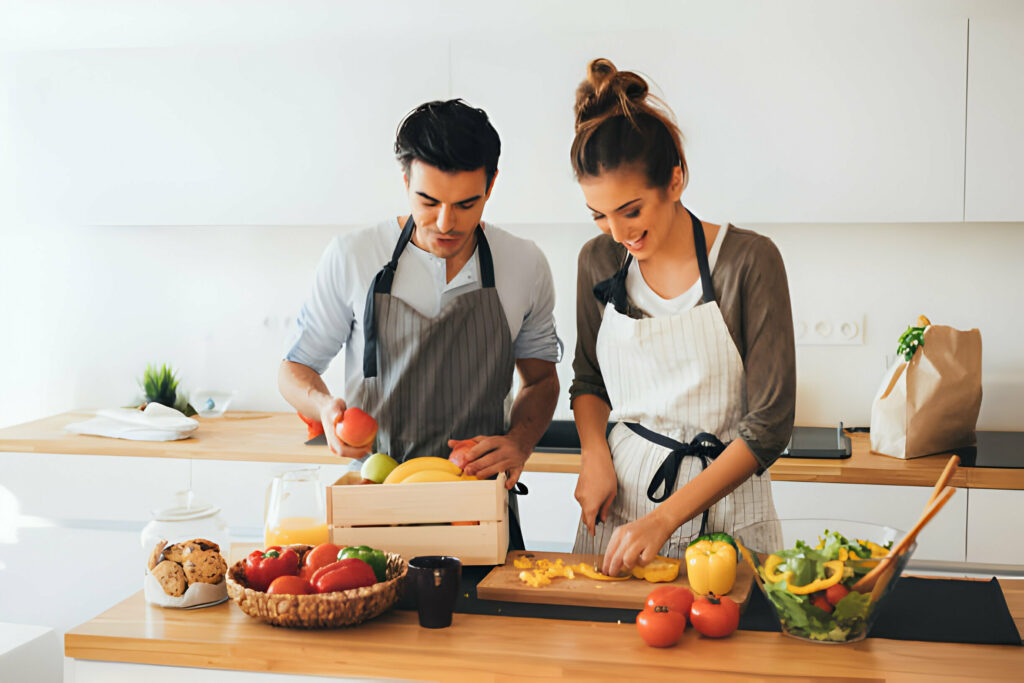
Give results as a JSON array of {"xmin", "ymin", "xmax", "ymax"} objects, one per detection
[{"xmin": 146, "ymin": 538, "xmax": 228, "ymax": 607}]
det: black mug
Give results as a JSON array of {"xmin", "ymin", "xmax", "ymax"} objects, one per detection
[{"xmin": 407, "ymin": 556, "xmax": 461, "ymax": 628}]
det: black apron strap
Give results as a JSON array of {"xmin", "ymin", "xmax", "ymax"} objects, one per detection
[
  {"xmin": 688, "ymin": 208, "xmax": 716, "ymax": 305},
  {"xmin": 624, "ymin": 422, "xmax": 726, "ymax": 537},
  {"xmin": 507, "ymin": 480, "xmax": 528, "ymax": 551},
  {"xmin": 363, "ymin": 219, "xmax": 488, "ymax": 378}
]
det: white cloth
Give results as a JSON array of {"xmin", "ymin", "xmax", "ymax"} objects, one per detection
[
  {"xmin": 626, "ymin": 224, "xmax": 728, "ymax": 317},
  {"xmin": 65, "ymin": 404, "xmax": 198, "ymax": 441},
  {"xmin": 284, "ymin": 219, "xmax": 562, "ymax": 402},
  {"xmin": 574, "ymin": 287, "xmax": 779, "ymax": 558}
]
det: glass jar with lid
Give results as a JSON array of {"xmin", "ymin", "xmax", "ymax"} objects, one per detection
[{"xmin": 140, "ymin": 489, "xmax": 230, "ymax": 561}]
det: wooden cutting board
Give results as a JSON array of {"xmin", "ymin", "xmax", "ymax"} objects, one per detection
[{"xmin": 476, "ymin": 550, "xmax": 754, "ymax": 611}]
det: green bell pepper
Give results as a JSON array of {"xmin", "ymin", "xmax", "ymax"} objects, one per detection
[{"xmin": 337, "ymin": 545, "xmax": 386, "ymax": 582}]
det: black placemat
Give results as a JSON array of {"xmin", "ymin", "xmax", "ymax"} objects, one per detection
[{"xmin": 416, "ymin": 568, "xmax": 1021, "ymax": 646}]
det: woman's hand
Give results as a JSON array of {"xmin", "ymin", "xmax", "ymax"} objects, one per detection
[
  {"xmin": 601, "ymin": 508, "xmax": 676, "ymax": 577},
  {"xmin": 574, "ymin": 446, "xmax": 618, "ymax": 536}
]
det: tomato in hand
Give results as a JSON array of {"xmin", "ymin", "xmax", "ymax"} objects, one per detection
[
  {"xmin": 645, "ymin": 586, "xmax": 694, "ymax": 623},
  {"xmin": 637, "ymin": 605, "xmax": 686, "ymax": 647},
  {"xmin": 267, "ymin": 575, "xmax": 313, "ymax": 595},
  {"xmin": 826, "ymin": 583, "xmax": 851, "ymax": 606},
  {"xmin": 690, "ymin": 595, "xmax": 740, "ymax": 638}
]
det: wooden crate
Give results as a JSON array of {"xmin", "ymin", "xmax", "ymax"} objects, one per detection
[{"xmin": 327, "ymin": 473, "xmax": 509, "ymax": 566}]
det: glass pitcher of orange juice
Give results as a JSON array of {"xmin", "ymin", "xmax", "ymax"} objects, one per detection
[{"xmin": 264, "ymin": 467, "xmax": 329, "ymax": 547}]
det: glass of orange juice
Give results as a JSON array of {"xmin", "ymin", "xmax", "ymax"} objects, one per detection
[{"xmin": 264, "ymin": 467, "xmax": 329, "ymax": 547}]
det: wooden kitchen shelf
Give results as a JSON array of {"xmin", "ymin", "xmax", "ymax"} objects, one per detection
[{"xmin": 2, "ymin": 411, "xmax": 1022, "ymax": 489}]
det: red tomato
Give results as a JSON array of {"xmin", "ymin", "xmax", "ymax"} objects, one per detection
[
  {"xmin": 314, "ymin": 558, "xmax": 377, "ymax": 593},
  {"xmin": 636, "ymin": 606, "xmax": 686, "ymax": 647},
  {"xmin": 645, "ymin": 586, "xmax": 694, "ymax": 623},
  {"xmin": 811, "ymin": 594, "xmax": 834, "ymax": 614},
  {"xmin": 267, "ymin": 575, "xmax": 313, "ymax": 595},
  {"xmin": 690, "ymin": 595, "xmax": 740, "ymax": 638},
  {"xmin": 302, "ymin": 543, "xmax": 342, "ymax": 574},
  {"xmin": 336, "ymin": 408, "xmax": 378, "ymax": 448},
  {"xmin": 826, "ymin": 583, "xmax": 851, "ymax": 606}
]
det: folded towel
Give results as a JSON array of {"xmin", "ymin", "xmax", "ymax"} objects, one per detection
[{"xmin": 65, "ymin": 403, "xmax": 199, "ymax": 441}]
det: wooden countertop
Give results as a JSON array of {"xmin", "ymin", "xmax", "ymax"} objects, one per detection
[
  {"xmin": 65, "ymin": 580, "xmax": 1024, "ymax": 681},
  {"xmin": 3, "ymin": 411, "xmax": 1023, "ymax": 489}
]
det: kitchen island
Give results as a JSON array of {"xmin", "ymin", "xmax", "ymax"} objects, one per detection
[
  {"xmin": 1, "ymin": 410, "xmax": 1021, "ymax": 489},
  {"xmin": 64, "ymin": 579, "xmax": 1024, "ymax": 681}
]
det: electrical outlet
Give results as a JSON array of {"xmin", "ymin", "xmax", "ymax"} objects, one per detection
[{"xmin": 794, "ymin": 314, "xmax": 864, "ymax": 346}]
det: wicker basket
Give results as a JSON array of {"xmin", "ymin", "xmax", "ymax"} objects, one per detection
[{"xmin": 226, "ymin": 551, "xmax": 406, "ymax": 628}]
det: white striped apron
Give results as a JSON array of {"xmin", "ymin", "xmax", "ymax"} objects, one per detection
[{"xmin": 574, "ymin": 210, "xmax": 780, "ymax": 559}]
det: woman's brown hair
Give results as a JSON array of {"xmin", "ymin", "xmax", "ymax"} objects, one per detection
[{"xmin": 571, "ymin": 58, "xmax": 687, "ymax": 190}]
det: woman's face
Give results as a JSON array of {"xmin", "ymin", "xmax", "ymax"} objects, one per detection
[{"xmin": 578, "ymin": 165, "xmax": 683, "ymax": 260}]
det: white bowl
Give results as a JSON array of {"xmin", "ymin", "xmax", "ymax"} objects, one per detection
[{"xmin": 190, "ymin": 389, "xmax": 237, "ymax": 418}]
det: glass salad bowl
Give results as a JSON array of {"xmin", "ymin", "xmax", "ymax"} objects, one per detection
[{"xmin": 734, "ymin": 518, "xmax": 915, "ymax": 644}]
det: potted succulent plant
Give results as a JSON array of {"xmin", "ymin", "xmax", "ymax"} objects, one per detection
[{"xmin": 140, "ymin": 363, "xmax": 179, "ymax": 408}]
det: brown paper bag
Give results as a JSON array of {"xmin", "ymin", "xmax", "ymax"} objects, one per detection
[{"xmin": 870, "ymin": 325, "xmax": 982, "ymax": 459}]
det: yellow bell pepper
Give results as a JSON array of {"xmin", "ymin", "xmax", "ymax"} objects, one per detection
[
  {"xmin": 513, "ymin": 556, "xmax": 534, "ymax": 569},
  {"xmin": 786, "ymin": 560, "xmax": 845, "ymax": 595},
  {"xmin": 518, "ymin": 570, "xmax": 551, "ymax": 587},
  {"xmin": 685, "ymin": 540, "xmax": 737, "ymax": 595},
  {"xmin": 631, "ymin": 556, "xmax": 681, "ymax": 583}
]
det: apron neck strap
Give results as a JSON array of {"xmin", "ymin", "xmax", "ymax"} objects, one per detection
[
  {"xmin": 689, "ymin": 208, "xmax": 716, "ymax": 304},
  {"xmin": 363, "ymin": 218, "xmax": 491, "ymax": 377}
]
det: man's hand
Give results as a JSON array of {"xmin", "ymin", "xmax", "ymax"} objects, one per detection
[
  {"xmin": 574, "ymin": 446, "xmax": 618, "ymax": 537},
  {"xmin": 318, "ymin": 398, "xmax": 369, "ymax": 459},
  {"xmin": 454, "ymin": 435, "xmax": 531, "ymax": 489},
  {"xmin": 601, "ymin": 509, "xmax": 676, "ymax": 578}
]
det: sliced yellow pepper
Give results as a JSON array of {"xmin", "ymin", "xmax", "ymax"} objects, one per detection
[
  {"xmin": 574, "ymin": 563, "xmax": 631, "ymax": 581},
  {"xmin": 857, "ymin": 539, "xmax": 890, "ymax": 558},
  {"xmin": 685, "ymin": 540, "xmax": 737, "ymax": 595},
  {"xmin": 786, "ymin": 560, "xmax": 845, "ymax": 595},
  {"xmin": 513, "ymin": 556, "xmax": 534, "ymax": 569},
  {"xmin": 518, "ymin": 570, "xmax": 551, "ymax": 588},
  {"xmin": 764, "ymin": 554, "xmax": 791, "ymax": 583},
  {"xmin": 631, "ymin": 556, "xmax": 681, "ymax": 583}
]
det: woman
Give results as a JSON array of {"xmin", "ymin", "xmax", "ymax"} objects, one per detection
[{"xmin": 569, "ymin": 59, "xmax": 795, "ymax": 577}]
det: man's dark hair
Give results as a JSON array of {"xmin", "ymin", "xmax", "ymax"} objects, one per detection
[{"xmin": 394, "ymin": 99, "xmax": 501, "ymax": 190}]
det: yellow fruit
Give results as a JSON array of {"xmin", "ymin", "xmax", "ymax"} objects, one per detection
[
  {"xmin": 382, "ymin": 456, "xmax": 462, "ymax": 484},
  {"xmin": 459, "ymin": 472, "xmax": 478, "ymax": 480},
  {"xmin": 400, "ymin": 470, "xmax": 462, "ymax": 484}
]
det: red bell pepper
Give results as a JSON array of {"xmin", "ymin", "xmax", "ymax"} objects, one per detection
[
  {"xmin": 245, "ymin": 546, "xmax": 300, "ymax": 592},
  {"xmin": 313, "ymin": 558, "xmax": 378, "ymax": 593}
]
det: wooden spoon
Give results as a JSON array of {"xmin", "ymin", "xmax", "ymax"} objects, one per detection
[{"xmin": 852, "ymin": 486, "xmax": 956, "ymax": 593}]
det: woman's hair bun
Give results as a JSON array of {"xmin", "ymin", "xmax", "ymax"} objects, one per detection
[{"xmin": 575, "ymin": 58, "xmax": 650, "ymax": 127}]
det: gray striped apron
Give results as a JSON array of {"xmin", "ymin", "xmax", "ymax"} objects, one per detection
[
  {"xmin": 573, "ymin": 210, "xmax": 780, "ymax": 559},
  {"xmin": 356, "ymin": 216, "xmax": 525, "ymax": 549}
]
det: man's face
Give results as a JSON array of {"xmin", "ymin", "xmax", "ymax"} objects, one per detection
[{"xmin": 405, "ymin": 160, "xmax": 494, "ymax": 262}]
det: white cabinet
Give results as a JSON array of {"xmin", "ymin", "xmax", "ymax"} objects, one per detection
[
  {"xmin": 964, "ymin": 1, "xmax": 1024, "ymax": 221},
  {"xmin": 771, "ymin": 481, "xmax": 967, "ymax": 563},
  {"xmin": 452, "ymin": 3, "xmax": 967, "ymax": 224},
  {"xmin": 9, "ymin": 40, "xmax": 449, "ymax": 226},
  {"xmin": 966, "ymin": 489, "xmax": 1024, "ymax": 565}
]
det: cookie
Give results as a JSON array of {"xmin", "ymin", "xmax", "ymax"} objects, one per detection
[
  {"xmin": 163, "ymin": 538, "xmax": 221, "ymax": 563},
  {"xmin": 147, "ymin": 539, "xmax": 168, "ymax": 572},
  {"xmin": 182, "ymin": 549, "xmax": 228, "ymax": 585},
  {"xmin": 151, "ymin": 560, "xmax": 187, "ymax": 597}
]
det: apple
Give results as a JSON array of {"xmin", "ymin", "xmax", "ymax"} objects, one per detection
[
  {"xmin": 336, "ymin": 407, "xmax": 378, "ymax": 448},
  {"xmin": 360, "ymin": 452, "xmax": 398, "ymax": 484}
]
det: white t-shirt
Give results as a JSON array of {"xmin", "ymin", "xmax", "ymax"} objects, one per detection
[
  {"xmin": 284, "ymin": 218, "xmax": 562, "ymax": 401},
  {"xmin": 626, "ymin": 224, "xmax": 729, "ymax": 317}
]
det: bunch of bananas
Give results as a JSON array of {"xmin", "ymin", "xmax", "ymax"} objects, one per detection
[{"xmin": 382, "ymin": 457, "xmax": 478, "ymax": 484}]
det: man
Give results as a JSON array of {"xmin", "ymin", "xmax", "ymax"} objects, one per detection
[{"xmin": 279, "ymin": 100, "xmax": 561, "ymax": 531}]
